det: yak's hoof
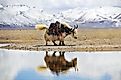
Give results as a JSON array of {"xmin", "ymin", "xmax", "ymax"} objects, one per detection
[
  {"xmin": 54, "ymin": 44, "xmax": 57, "ymax": 46},
  {"xmin": 59, "ymin": 43, "xmax": 61, "ymax": 45}
]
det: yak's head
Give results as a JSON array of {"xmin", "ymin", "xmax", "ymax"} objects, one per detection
[
  {"xmin": 71, "ymin": 25, "xmax": 78, "ymax": 39},
  {"xmin": 61, "ymin": 22, "xmax": 78, "ymax": 39}
]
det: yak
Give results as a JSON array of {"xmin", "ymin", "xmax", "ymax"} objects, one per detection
[{"xmin": 35, "ymin": 22, "xmax": 78, "ymax": 46}]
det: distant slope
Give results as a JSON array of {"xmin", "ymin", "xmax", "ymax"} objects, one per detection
[
  {"xmin": 61, "ymin": 7, "xmax": 121, "ymax": 27},
  {"xmin": 0, "ymin": 4, "xmax": 121, "ymax": 29}
]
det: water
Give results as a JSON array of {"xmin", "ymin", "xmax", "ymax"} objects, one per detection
[{"xmin": 0, "ymin": 49, "xmax": 121, "ymax": 80}]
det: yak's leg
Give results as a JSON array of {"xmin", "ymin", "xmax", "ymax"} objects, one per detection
[
  {"xmin": 46, "ymin": 41, "xmax": 48, "ymax": 46},
  {"xmin": 62, "ymin": 41, "xmax": 65, "ymax": 46},
  {"xmin": 60, "ymin": 37, "xmax": 65, "ymax": 46},
  {"xmin": 59, "ymin": 41, "xmax": 62, "ymax": 45},
  {"xmin": 52, "ymin": 41, "xmax": 57, "ymax": 45},
  {"xmin": 59, "ymin": 41, "xmax": 65, "ymax": 46}
]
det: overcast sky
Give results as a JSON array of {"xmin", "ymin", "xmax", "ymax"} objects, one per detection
[{"xmin": 0, "ymin": 0, "xmax": 121, "ymax": 9}]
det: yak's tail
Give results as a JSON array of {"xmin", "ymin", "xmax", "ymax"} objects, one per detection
[{"xmin": 35, "ymin": 24, "xmax": 48, "ymax": 30}]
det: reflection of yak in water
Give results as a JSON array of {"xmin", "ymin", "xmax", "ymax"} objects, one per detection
[{"xmin": 44, "ymin": 51, "xmax": 77, "ymax": 75}]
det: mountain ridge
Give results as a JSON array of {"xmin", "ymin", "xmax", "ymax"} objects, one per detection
[{"xmin": 0, "ymin": 4, "xmax": 121, "ymax": 29}]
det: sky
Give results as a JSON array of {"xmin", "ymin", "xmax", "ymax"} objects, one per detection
[{"xmin": 0, "ymin": 0, "xmax": 121, "ymax": 9}]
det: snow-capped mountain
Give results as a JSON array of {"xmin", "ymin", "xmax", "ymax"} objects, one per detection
[
  {"xmin": 0, "ymin": 4, "xmax": 121, "ymax": 29},
  {"xmin": 0, "ymin": 4, "xmax": 53, "ymax": 29},
  {"xmin": 60, "ymin": 7, "xmax": 121, "ymax": 27}
]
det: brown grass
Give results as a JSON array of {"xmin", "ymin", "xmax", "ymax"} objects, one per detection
[
  {"xmin": 0, "ymin": 28, "xmax": 121, "ymax": 46},
  {"xmin": 1, "ymin": 28, "xmax": 121, "ymax": 51}
]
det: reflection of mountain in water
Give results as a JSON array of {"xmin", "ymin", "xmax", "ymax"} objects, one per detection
[{"xmin": 44, "ymin": 51, "xmax": 77, "ymax": 76}]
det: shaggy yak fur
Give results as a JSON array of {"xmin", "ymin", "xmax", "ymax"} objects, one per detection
[{"xmin": 35, "ymin": 22, "xmax": 78, "ymax": 46}]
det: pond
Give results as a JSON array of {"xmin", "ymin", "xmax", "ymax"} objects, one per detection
[{"xmin": 0, "ymin": 49, "xmax": 121, "ymax": 80}]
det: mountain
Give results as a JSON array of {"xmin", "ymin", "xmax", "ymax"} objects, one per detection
[
  {"xmin": 60, "ymin": 7, "xmax": 121, "ymax": 27},
  {"xmin": 0, "ymin": 4, "xmax": 55, "ymax": 29},
  {"xmin": 0, "ymin": 4, "xmax": 121, "ymax": 29}
]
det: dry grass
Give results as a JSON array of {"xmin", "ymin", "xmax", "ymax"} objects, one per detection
[
  {"xmin": 0, "ymin": 30, "xmax": 45, "ymax": 45},
  {"xmin": 76, "ymin": 28, "xmax": 121, "ymax": 45},
  {"xmin": 0, "ymin": 28, "xmax": 121, "ymax": 46}
]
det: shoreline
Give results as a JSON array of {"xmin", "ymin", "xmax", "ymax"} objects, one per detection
[{"xmin": 1, "ymin": 44, "xmax": 121, "ymax": 52}]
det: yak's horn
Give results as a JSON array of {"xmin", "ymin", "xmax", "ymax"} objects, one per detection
[{"xmin": 74, "ymin": 25, "xmax": 78, "ymax": 29}]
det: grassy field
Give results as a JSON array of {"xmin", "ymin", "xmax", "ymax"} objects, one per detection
[{"xmin": 1, "ymin": 28, "xmax": 121, "ymax": 51}]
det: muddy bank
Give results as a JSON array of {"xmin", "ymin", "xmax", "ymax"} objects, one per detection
[{"xmin": 1, "ymin": 44, "xmax": 121, "ymax": 51}]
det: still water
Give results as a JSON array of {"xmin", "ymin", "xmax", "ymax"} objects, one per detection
[{"xmin": 0, "ymin": 49, "xmax": 121, "ymax": 80}]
